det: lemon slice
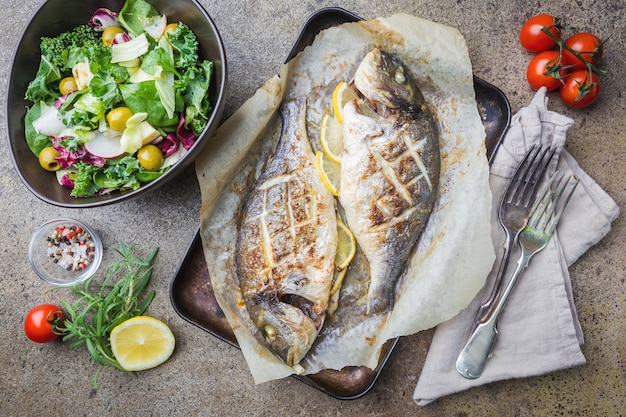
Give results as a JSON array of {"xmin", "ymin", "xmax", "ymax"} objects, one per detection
[
  {"xmin": 331, "ymin": 81, "xmax": 359, "ymax": 125},
  {"xmin": 320, "ymin": 111, "xmax": 344, "ymax": 163},
  {"xmin": 110, "ymin": 316, "xmax": 175, "ymax": 372},
  {"xmin": 330, "ymin": 268, "xmax": 347, "ymax": 297},
  {"xmin": 335, "ymin": 219, "xmax": 356, "ymax": 270},
  {"xmin": 315, "ymin": 150, "xmax": 341, "ymax": 197},
  {"xmin": 330, "ymin": 220, "xmax": 356, "ymax": 296}
]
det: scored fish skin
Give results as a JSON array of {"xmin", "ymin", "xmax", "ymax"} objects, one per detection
[
  {"xmin": 340, "ymin": 48, "xmax": 441, "ymax": 314},
  {"xmin": 236, "ymin": 98, "xmax": 337, "ymax": 366}
]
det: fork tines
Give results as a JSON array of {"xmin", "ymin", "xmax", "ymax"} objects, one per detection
[
  {"xmin": 528, "ymin": 171, "xmax": 580, "ymax": 234},
  {"xmin": 505, "ymin": 145, "xmax": 556, "ymax": 207}
]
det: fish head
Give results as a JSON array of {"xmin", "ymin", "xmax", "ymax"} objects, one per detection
[
  {"xmin": 353, "ymin": 48, "xmax": 424, "ymax": 111},
  {"xmin": 247, "ymin": 294, "xmax": 319, "ymax": 367}
]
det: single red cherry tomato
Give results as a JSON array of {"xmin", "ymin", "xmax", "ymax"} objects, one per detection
[
  {"xmin": 559, "ymin": 70, "xmax": 600, "ymax": 108},
  {"xmin": 526, "ymin": 50, "xmax": 568, "ymax": 91},
  {"xmin": 520, "ymin": 14, "xmax": 561, "ymax": 52},
  {"xmin": 562, "ymin": 32, "xmax": 604, "ymax": 71},
  {"xmin": 24, "ymin": 304, "xmax": 64, "ymax": 343}
]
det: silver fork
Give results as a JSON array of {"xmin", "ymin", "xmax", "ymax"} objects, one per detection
[
  {"xmin": 456, "ymin": 172, "xmax": 579, "ymax": 379},
  {"xmin": 468, "ymin": 145, "xmax": 555, "ymax": 335}
]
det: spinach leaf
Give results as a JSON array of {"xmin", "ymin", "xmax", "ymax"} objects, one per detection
[
  {"xmin": 24, "ymin": 103, "xmax": 53, "ymax": 155},
  {"xmin": 118, "ymin": 0, "xmax": 159, "ymax": 37}
]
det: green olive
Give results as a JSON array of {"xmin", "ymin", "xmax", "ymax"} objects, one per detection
[
  {"xmin": 38, "ymin": 146, "xmax": 61, "ymax": 171},
  {"xmin": 136, "ymin": 144, "xmax": 164, "ymax": 172},
  {"xmin": 106, "ymin": 107, "xmax": 133, "ymax": 132}
]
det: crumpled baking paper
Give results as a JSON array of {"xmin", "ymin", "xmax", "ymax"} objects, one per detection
[{"xmin": 195, "ymin": 14, "xmax": 495, "ymax": 384}]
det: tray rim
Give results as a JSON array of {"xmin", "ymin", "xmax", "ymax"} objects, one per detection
[{"xmin": 169, "ymin": 6, "xmax": 511, "ymax": 400}]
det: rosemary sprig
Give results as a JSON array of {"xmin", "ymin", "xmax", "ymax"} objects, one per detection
[{"xmin": 53, "ymin": 242, "xmax": 159, "ymax": 388}]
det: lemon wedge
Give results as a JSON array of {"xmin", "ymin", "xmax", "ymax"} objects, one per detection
[
  {"xmin": 320, "ymin": 111, "xmax": 344, "ymax": 163},
  {"xmin": 315, "ymin": 150, "xmax": 341, "ymax": 197},
  {"xmin": 110, "ymin": 316, "xmax": 175, "ymax": 372},
  {"xmin": 331, "ymin": 81, "xmax": 359, "ymax": 125}
]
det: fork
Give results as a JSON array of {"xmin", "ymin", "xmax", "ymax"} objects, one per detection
[
  {"xmin": 456, "ymin": 172, "xmax": 579, "ymax": 379},
  {"xmin": 468, "ymin": 145, "xmax": 555, "ymax": 335}
]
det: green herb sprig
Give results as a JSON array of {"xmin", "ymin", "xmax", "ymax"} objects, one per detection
[{"xmin": 53, "ymin": 242, "xmax": 159, "ymax": 388}]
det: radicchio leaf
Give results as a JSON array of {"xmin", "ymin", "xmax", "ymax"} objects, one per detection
[
  {"xmin": 176, "ymin": 114, "xmax": 196, "ymax": 149},
  {"xmin": 159, "ymin": 133, "xmax": 179, "ymax": 157},
  {"xmin": 59, "ymin": 173, "xmax": 75, "ymax": 189},
  {"xmin": 52, "ymin": 136, "xmax": 106, "ymax": 169},
  {"xmin": 89, "ymin": 8, "xmax": 120, "ymax": 31}
]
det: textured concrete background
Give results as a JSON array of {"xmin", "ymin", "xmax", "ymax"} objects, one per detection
[{"xmin": 1, "ymin": 0, "xmax": 624, "ymax": 416}]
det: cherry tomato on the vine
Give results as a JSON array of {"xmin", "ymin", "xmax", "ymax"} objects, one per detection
[
  {"xmin": 24, "ymin": 304, "xmax": 64, "ymax": 343},
  {"xmin": 559, "ymin": 70, "xmax": 600, "ymax": 108},
  {"xmin": 526, "ymin": 50, "xmax": 567, "ymax": 91},
  {"xmin": 562, "ymin": 32, "xmax": 604, "ymax": 71},
  {"xmin": 520, "ymin": 14, "xmax": 561, "ymax": 52}
]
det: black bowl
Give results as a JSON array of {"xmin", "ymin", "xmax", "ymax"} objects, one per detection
[{"xmin": 6, "ymin": 0, "xmax": 227, "ymax": 208}]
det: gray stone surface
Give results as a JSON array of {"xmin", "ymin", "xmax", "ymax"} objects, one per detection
[{"xmin": 1, "ymin": 0, "xmax": 624, "ymax": 415}]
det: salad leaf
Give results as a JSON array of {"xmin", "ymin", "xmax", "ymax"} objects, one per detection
[
  {"xmin": 88, "ymin": 73, "xmax": 123, "ymax": 109},
  {"xmin": 67, "ymin": 93, "xmax": 106, "ymax": 130},
  {"xmin": 25, "ymin": 56, "xmax": 62, "ymax": 103},
  {"xmin": 25, "ymin": 103, "xmax": 53, "ymax": 155},
  {"xmin": 135, "ymin": 170, "xmax": 163, "ymax": 182},
  {"xmin": 167, "ymin": 23, "xmax": 199, "ymax": 69},
  {"xmin": 120, "ymin": 112, "xmax": 148, "ymax": 154},
  {"xmin": 102, "ymin": 156, "xmax": 142, "ymax": 190},
  {"xmin": 88, "ymin": 8, "xmax": 120, "ymax": 31},
  {"xmin": 40, "ymin": 24, "xmax": 103, "ymax": 70},
  {"xmin": 141, "ymin": 38, "xmax": 176, "ymax": 75},
  {"xmin": 69, "ymin": 162, "xmax": 101, "ymax": 197},
  {"xmin": 179, "ymin": 60, "xmax": 213, "ymax": 128},
  {"xmin": 143, "ymin": 38, "xmax": 177, "ymax": 118},
  {"xmin": 66, "ymin": 43, "xmax": 112, "ymax": 71},
  {"xmin": 111, "ymin": 33, "xmax": 150, "ymax": 63},
  {"xmin": 119, "ymin": 81, "xmax": 179, "ymax": 127},
  {"xmin": 118, "ymin": 0, "xmax": 159, "ymax": 37}
]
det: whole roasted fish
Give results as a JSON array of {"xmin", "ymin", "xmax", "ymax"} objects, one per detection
[
  {"xmin": 236, "ymin": 98, "xmax": 337, "ymax": 366},
  {"xmin": 340, "ymin": 48, "xmax": 441, "ymax": 314}
]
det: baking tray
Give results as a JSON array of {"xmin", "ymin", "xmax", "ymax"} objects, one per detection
[{"xmin": 169, "ymin": 7, "xmax": 511, "ymax": 400}]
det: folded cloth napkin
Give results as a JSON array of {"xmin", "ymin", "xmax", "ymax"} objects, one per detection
[{"xmin": 413, "ymin": 87, "xmax": 620, "ymax": 406}]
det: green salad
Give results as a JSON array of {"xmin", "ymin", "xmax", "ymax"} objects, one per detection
[{"xmin": 24, "ymin": 0, "xmax": 213, "ymax": 197}]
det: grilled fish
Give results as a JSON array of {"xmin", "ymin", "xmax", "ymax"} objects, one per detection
[
  {"xmin": 340, "ymin": 48, "xmax": 440, "ymax": 314},
  {"xmin": 236, "ymin": 98, "xmax": 337, "ymax": 366}
]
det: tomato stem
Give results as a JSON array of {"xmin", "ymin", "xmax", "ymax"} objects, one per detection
[{"xmin": 540, "ymin": 25, "xmax": 607, "ymax": 77}]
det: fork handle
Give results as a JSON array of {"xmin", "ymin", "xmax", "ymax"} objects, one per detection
[
  {"xmin": 455, "ymin": 315, "xmax": 499, "ymax": 379},
  {"xmin": 456, "ymin": 252, "xmax": 532, "ymax": 379},
  {"xmin": 469, "ymin": 233, "xmax": 514, "ymax": 334}
]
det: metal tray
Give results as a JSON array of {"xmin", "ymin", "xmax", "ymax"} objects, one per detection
[{"xmin": 169, "ymin": 7, "xmax": 511, "ymax": 400}]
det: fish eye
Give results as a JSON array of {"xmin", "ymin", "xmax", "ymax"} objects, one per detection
[
  {"xmin": 395, "ymin": 67, "xmax": 406, "ymax": 84},
  {"xmin": 263, "ymin": 325, "xmax": 277, "ymax": 343}
]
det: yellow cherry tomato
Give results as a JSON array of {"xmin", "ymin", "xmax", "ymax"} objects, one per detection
[
  {"xmin": 136, "ymin": 144, "xmax": 164, "ymax": 171},
  {"xmin": 38, "ymin": 146, "xmax": 61, "ymax": 171},
  {"xmin": 106, "ymin": 107, "xmax": 133, "ymax": 132},
  {"xmin": 164, "ymin": 23, "xmax": 178, "ymax": 38},
  {"xmin": 102, "ymin": 26, "xmax": 125, "ymax": 47},
  {"xmin": 59, "ymin": 77, "xmax": 77, "ymax": 95}
]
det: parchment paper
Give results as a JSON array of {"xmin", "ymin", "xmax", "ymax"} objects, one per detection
[{"xmin": 195, "ymin": 14, "xmax": 495, "ymax": 384}]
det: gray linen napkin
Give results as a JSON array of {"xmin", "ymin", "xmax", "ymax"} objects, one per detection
[{"xmin": 413, "ymin": 87, "xmax": 620, "ymax": 406}]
